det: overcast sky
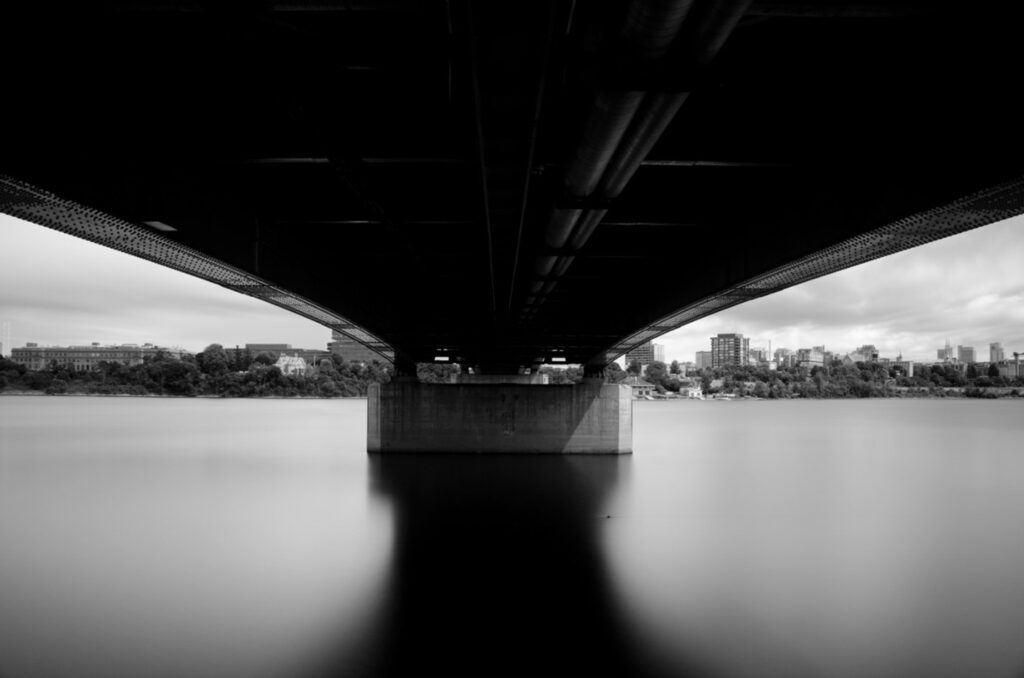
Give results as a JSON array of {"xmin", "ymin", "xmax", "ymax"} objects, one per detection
[{"xmin": 1, "ymin": 213, "xmax": 1022, "ymax": 362}]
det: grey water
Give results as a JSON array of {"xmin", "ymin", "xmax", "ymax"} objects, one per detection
[{"xmin": 1, "ymin": 396, "xmax": 1023, "ymax": 677}]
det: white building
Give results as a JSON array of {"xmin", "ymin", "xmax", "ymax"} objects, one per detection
[
  {"xmin": 274, "ymin": 354, "xmax": 308, "ymax": 376},
  {"xmin": 678, "ymin": 381, "xmax": 704, "ymax": 399}
]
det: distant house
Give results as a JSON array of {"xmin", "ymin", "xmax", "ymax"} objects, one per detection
[
  {"xmin": 623, "ymin": 376, "xmax": 656, "ymax": 399},
  {"xmin": 678, "ymin": 379, "xmax": 704, "ymax": 399},
  {"xmin": 274, "ymin": 354, "xmax": 308, "ymax": 376}
]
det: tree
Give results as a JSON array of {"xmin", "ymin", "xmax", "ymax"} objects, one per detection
[
  {"xmin": 230, "ymin": 346, "xmax": 247, "ymax": 371},
  {"xmin": 626, "ymin": 360, "xmax": 642, "ymax": 376},
  {"xmin": 365, "ymin": 360, "xmax": 391, "ymax": 385},
  {"xmin": 318, "ymin": 379, "xmax": 340, "ymax": 397},
  {"xmin": 0, "ymin": 357, "xmax": 26, "ymax": 377},
  {"xmin": 988, "ymin": 363, "xmax": 1000, "ymax": 378},
  {"xmin": 196, "ymin": 344, "xmax": 230, "ymax": 376},
  {"xmin": 542, "ymin": 366, "xmax": 573, "ymax": 384},
  {"xmin": 253, "ymin": 351, "xmax": 278, "ymax": 366},
  {"xmin": 669, "ymin": 360, "xmax": 681, "ymax": 375},
  {"xmin": 24, "ymin": 370, "xmax": 53, "ymax": 390},
  {"xmin": 644, "ymin": 360, "xmax": 669, "ymax": 386},
  {"xmin": 418, "ymin": 363, "xmax": 461, "ymax": 383},
  {"xmin": 157, "ymin": 360, "xmax": 200, "ymax": 395},
  {"xmin": 318, "ymin": 358, "xmax": 339, "ymax": 377},
  {"xmin": 45, "ymin": 378, "xmax": 68, "ymax": 395},
  {"xmin": 605, "ymin": 362, "xmax": 627, "ymax": 384}
]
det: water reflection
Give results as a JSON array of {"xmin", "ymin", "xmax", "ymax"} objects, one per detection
[
  {"xmin": 312, "ymin": 454, "xmax": 704, "ymax": 678},
  {"xmin": 602, "ymin": 400, "xmax": 1024, "ymax": 678},
  {"xmin": 5, "ymin": 398, "xmax": 1024, "ymax": 677},
  {"xmin": 0, "ymin": 397, "xmax": 393, "ymax": 678}
]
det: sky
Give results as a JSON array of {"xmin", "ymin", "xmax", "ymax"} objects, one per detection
[{"xmin": 1, "ymin": 212, "xmax": 1022, "ymax": 362}]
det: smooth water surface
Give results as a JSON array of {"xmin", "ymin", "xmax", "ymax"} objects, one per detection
[{"xmin": 1, "ymin": 396, "xmax": 1023, "ymax": 677}]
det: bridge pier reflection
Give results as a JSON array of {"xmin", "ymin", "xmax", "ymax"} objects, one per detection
[
  {"xmin": 307, "ymin": 454, "xmax": 702, "ymax": 677},
  {"xmin": 367, "ymin": 381, "xmax": 633, "ymax": 454}
]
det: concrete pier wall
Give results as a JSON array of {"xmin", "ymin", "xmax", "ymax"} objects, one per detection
[{"xmin": 368, "ymin": 381, "xmax": 632, "ymax": 454}]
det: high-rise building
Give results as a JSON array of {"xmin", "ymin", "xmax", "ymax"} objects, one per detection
[
  {"xmin": 749, "ymin": 347, "xmax": 768, "ymax": 363},
  {"xmin": 774, "ymin": 348, "xmax": 795, "ymax": 368},
  {"xmin": 957, "ymin": 345, "xmax": 976, "ymax": 363},
  {"xmin": 711, "ymin": 333, "xmax": 749, "ymax": 368},
  {"xmin": 695, "ymin": 351, "xmax": 713, "ymax": 370},
  {"xmin": 990, "ymin": 342, "xmax": 1005, "ymax": 363},
  {"xmin": 625, "ymin": 341, "xmax": 664, "ymax": 367},
  {"xmin": 937, "ymin": 343, "xmax": 954, "ymax": 362}
]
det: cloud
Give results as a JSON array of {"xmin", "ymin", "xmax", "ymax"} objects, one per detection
[
  {"xmin": 3, "ymin": 211, "xmax": 1023, "ymax": 362},
  {"xmin": 654, "ymin": 215, "xmax": 1024, "ymax": 363},
  {"xmin": 0, "ymin": 216, "xmax": 332, "ymax": 352}
]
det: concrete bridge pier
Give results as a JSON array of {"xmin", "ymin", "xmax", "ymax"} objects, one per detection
[{"xmin": 367, "ymin": 379, "xmax": 633, "ymax": 454}]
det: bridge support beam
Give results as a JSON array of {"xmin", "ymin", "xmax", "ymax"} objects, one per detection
[{"xmin": 367, "ymin": 381, "xmax": 632, "ymax": 454}]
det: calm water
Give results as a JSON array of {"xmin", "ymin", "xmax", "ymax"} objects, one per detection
[{"xmin": 1, "ymin": 396, "xmax": 1023, "ymax": 677}]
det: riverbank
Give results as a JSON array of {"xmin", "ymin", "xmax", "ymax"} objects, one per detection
[
  {"xmin": 5, "ymin": 387, "xmax": 1020, "ymax": 401},
  {"xmin": 0, "ymin": 389, "xmax": 366, "ymax": 399}
]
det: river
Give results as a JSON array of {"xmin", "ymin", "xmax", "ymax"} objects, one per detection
[{"xmin": 1, "ymin": 396, "xmax": 1023, "ymax": 677}]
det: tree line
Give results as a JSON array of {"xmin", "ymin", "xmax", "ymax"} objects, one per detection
[
  {"xmin": 629, "ymin": 359, "xmax": 1024, "ymax": 398},
  {"xmin": 3, "ymin": 349, "xmax": 1020, "ymax": 398},
  {"xmin": 0, "ymin": 344, "xmax": 390, "ymax": 397}
]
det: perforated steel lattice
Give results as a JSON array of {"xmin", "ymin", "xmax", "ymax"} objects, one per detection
[
  {"xmin": 0, "ymin": 175, "xmax": 394, "ymax": 362},
  {"xmin": 605, "ymin": 175, "xmax": 1024, "ymax": 364}
]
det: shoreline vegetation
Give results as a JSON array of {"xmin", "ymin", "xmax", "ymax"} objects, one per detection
[
  {"xmin": 0, "ymin": 344, "xmax": 388, "ymax": 399},
  {"xmin": 1, "ymin": 347, "xmax": 1021, "ymax": 400},
  {"xmin": 615, "ymin": 359, "xmax": 1024, "ymax": 400}
]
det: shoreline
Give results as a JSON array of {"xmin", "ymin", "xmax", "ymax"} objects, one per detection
[
  {"xmin": 2, "ymin": 389, "xmax": 1018, "ymax": 401},
  {"xmin": 0, "ymin": 391, "xmax": 367, "ymax": 400}
]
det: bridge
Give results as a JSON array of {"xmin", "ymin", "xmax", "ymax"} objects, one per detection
[{"xmin": 3, "ymin": 1, "xmax": 1023, "ymax": 452}]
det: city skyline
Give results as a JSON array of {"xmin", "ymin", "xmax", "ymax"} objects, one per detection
[
  {"xmin": 2, "ymin": 212, "xmax": 1023, "ymax": 361},
  {"xmin": 683, "ymin": 336, "xmax": 1010, "ymax": 368}
]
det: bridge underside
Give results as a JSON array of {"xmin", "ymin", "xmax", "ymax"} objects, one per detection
[{"xmin": 2, "ymin": 1, "xmax": 1024, "ymax": 372}]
